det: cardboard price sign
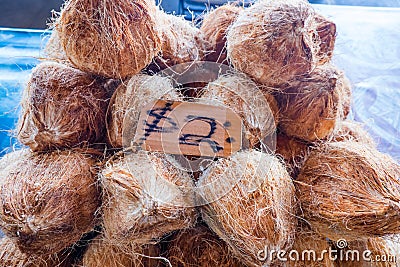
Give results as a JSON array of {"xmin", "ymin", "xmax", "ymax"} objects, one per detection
[{"xmin": 133, "ymin": 100, "xmax": 242, "ymax": 157}]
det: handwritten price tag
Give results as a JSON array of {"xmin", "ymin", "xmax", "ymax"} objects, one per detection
[{"xmin": 133, "ymin": 100, "xmax": 242, "ymax": 157}]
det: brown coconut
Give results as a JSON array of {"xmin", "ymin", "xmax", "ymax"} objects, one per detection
[
  {"xmin": 81, "ymin": 237, "xmax": 163, "ymax": 267},
  {"xmin": 106, "ymin": 74, "xmax": 181, "ymax": 148},
  {"xmin": 200, "ymin": 73, "xmax": 279, "ymax": 148},
  {"xmin": 42, "ymin": 30, "xmax": 69, "ymax": 63},
  {"xmin": 276, "ymin": 133, "xmax": 310, "ymax": 178},
  {"xmin": 335, "ymin": 238, "xmax": 393, "ymax": 267},
  {"xmin": 16, "ymin": 61, "xmax": 109, "ymax": 152},
  {"xmin": 315, "ymin": 13, "xmax": 336, "ymax": 65},
  {"xmin": 167, "ymin": 225, "xmax": 245, "ymax": 267},
  {"xmin": 101, "ymin": 151, "xmax": 197, "ymax": 245},
  {"xmin": 198, "ymin": 150, "xmax": 297, "ymax": 266},
  {"xmin": 296, "ymin": 141, "xmax": 400, "ymax": 241},
  {"xmin": 0, "ymin": 149, "xmax": 101, "ymax": 255},
  {"xmin": 275, "ymin": 64, "xmax": 351, "ymax": 142},
  {"xmin": 200, "ymin": 4, "xmax": 243, "ymax": 63},
  {"xmin": 154, "ymin": 11, "xmax": 205, "ymax": 70},
  {"xmin": 56, "ymin": 0, "xmax": 161, "ymax": 78},
  {"xmin": 330, "ymin": 120, "xmax": 376, "ymax": 146},
  {"xmin": 0, "ymin": 236, "xmax": 75, "ymax": 267},
  {"xmin": 226, "ymin": 0, "xmax": 319, "ymax": 87}
]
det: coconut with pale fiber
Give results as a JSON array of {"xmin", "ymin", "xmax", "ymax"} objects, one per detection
[
  {"xmin": 226, "ymin": 0, "xmax": 318, "ymax": 87},
  {"xmin": 296, "ymin": 141, "xmax": 400, "ymax": 241},
  {"xmin": 167, "ymin": 225, "xmax": 245, "ymax": 267},
  {"xmin": 200, "ymin": 73, "xmax": 279, "ymax": 148},
  {"xmin": 275, "ymin": 64, "xmax": 351, "ymax": 142},
  {"xmin": 106, "ymin": 74, "xmax": 181, "ymax": 148},
  {"xmin": 154, "ymin": 11, "xmax": 205, "ymax": 70},
  {"xmin": 101, "ymin": 151, "xmax": 197, "ymax": 245},
  {"xmin": 197, "ymin": 150, "xmax": 297, "ymax": 266},
  {"xmin": 0, "ymin": 149, "xmax": 100, "ymax": 255},
  {"xmin": 56, "ymin": 0, "xmax": 161, "ymax": 78},
  {"xmin": 17, "ymin": 61, "xmax": 109, "ymax": 152},
  {"xmin": 81, "ymin": 237, "xmax": 163, "ymax": 267},
  {"xmin": 200, "ymin": 4, "xmax": 243, "ymax": 63}
]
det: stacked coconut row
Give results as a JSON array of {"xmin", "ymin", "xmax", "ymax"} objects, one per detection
[{"xmin": 0, "ymin": 0, "xmax": 399, "ymax": 266}]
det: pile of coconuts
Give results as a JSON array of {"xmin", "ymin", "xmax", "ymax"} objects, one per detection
[{"xmin": 0, "ymin": 0, "xmax": 399, "ymax": 266}]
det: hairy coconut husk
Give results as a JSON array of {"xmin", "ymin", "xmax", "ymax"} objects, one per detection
[
  {"xmin": 0, "ymin": 236, "xmax": 75, "ymax": 267},
  {"xmin": 16, "ymin": 61, "xmax": 109, "ymax": 152},
  {"xmin": 106, "ymin": 74, "xmax": 181, "ymax": 148},
  {"xmin": 296, "ymin": 141, "xmax": 400, "ymax": 241},
  {"xmin": 198, "ymin": 150, "xmax": 297, "ymax": 266},
  {"xmin": 101, "ymin": 151, "xmax": 197, "ymax": 245},
  {"xmin": 276, "ymin": 133, "xmax": 310, "ymax": 178},
  {"xmin": 315, "ymin": 13, "xmax": 336, "ymax": 65},
  {"xmin": 56, "ymin": 0, "xmax": 161, "ymax": 78},
  {"xmin": 167, "ymin": 225, "xmax": 245, "ymax": 267},
  {"xmin": 330, "ymin": 120, "xmax": 376, "ymax": 146},
  {"xmin": 276, "ymin": 64, "xmax": 351, "ymax": 142},
  {"xmin": 226, "ymin": 0, "xmax": 318, "ymax": 87},
  {"xmin": 154, "ymin": 11, "xmax": 205, "ymax": 71},
  {"xmin": 80, "ymin": 237, "xmax": 163, "ymax": 267},
  {"xmin": 200, "ymin": 73, "xmax": 279, "ymax": 148},
  {"xmin": 335, "ymin": 238, "xmax": 393, "ymax": 267},
  {"xmin": 42, "ymin": 30, "xmax": 69, "ymax": 63},
  {"xmin": 200, "ymin": 4, "xmax": 243, "ymax": 63},
  {"xmin": 0, "ymin": 149, "xmax": 101, "ymax": 255}
]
